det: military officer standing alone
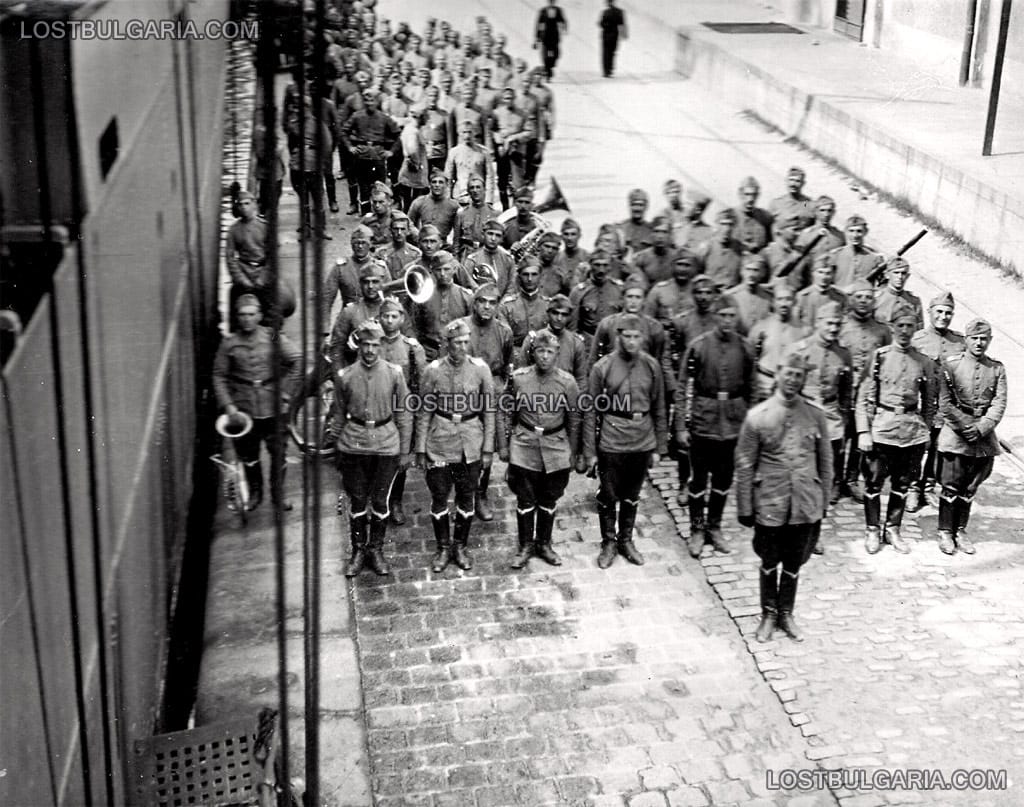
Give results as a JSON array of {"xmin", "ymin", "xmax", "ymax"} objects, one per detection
[
  {"xmin": 935, "ymin": 318, "xmax": 1006, "ymax": 555},
  {"xmin": 856, "ymin": 300, "xmax": 937, "ymax": 554},
  {"xmin": 584, "ymin": 313, "xmax": 669, "ymax": 569},
  {"xmin": 333, "ymin": 321, "xmax": 413, "ymax": 577},
  {"xmin": 735, "ymin": 353, "xmax": 833, "ymax": 643},
  {"xmin": 501, "ymin": 328, "xmax": 581, "ymax": 568},
  {"xmin": 416, "ymin": 320, "xmax": 496, "ymax": 572}
]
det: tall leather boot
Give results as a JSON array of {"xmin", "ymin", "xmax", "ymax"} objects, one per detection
[
  {"xmin": 344, "ymin": 512, "xmax": 368, "ymax": 578},
  {"xmin": 271, "ymin": 464, "xmax": 293, "ymax": 512},
  {"xmin": 389, "ymin": 469, "xmax": 407, "ymax": 525},
  {"xmin": 884, "ymin": 491, "xmax": 910, "ymax": 553},
  {"xmin": 511, "ymin": 506, "xmax": 535, "ymax": 569},
  {"xmin": 366, "ymin": 514, "xmax": 392, "ymax": 576},
  {"xmin": 705, "ymin": 488, "xmax": 732, "ymax": 554},
  {"xmin": 430, "ymin": 512, "xmax": 452, "ymax": 573},
  {"xmin": 346, "ymin": 181, "xmax": 360, "ymax": 215},
  {"xmin": 617, "ymin": 499, "xmax": 644, "ymax": 565},
  {"xmin": 755, "ymin": 566, "xmax": 778, "ymax": 643},
  {"xmin": 777, "ymin": 569, "xmax": 803, "ymax": 642},
  {"xmin": 452, "ymin": 512, "xmax": 474, "ymax": 571},
  {"xmin": 596, "ymin": 500, "xmax": 618, "ymax": 569},
  {"xmin": 475, "ymin": 467, "xmax": 494, "ymax": 521},
  {"xmin": 863, "ymin": 492, "xmax": 882, "ymax": 554},
  {"xmin": 534, "ymin": 506, "xmax": 562, "ymax": 566},
  {"xmin": 936, "ymin": 488, "xmax": 957, "ymax": 555},
  {"xmin": 245, "ymin": 461, "xmax": 263, "ymax": 511},
  {"xmin": 686, "ymin": 492, "xmax": 706, "ymax": 558},
  {"xmin": 955, "ymin": 495, "xmax": 976, "ymax": 554}
]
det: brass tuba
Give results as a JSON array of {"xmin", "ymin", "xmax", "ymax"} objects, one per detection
[
  {"xmin": 215, "ymin": 411, "xmax": 254, "ymax": 440},
  {"xmin": 497, "ymin": 178, "xmax": 571, "ymax": 262}
]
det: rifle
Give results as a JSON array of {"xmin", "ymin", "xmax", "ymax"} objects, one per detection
[
  {"xmin": 775, "ymin": 228, "xmax": 828, "ymax": 279},
  {"xmin": 865, "ymin": 228, "xmax": 928, "ymax": 285}
]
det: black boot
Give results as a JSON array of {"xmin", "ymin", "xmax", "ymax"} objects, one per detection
[
  {"xmin": 955, "ymin": 495, "xmax": 976, "ymax": 554},
  {"xmin": 534, "ymin": 506, "xmax": 562, "ymax": 566},
  {"xmin": 431, "ymin": 512, "xmax": 452, "ymax": 573},
  {"xmin": 245, "ymin": 462, "xmax": 263, "ymax": 511},
  {"xmin": 755, "ymin": 566, "xmax": 778, "ymax": 643},
  {"xmin": 452, "ymin": 512, "xmax": 474, "ymax": 571},
  {"xmin": 617, "ymin": 499, "xmax": 644, "ymax": 565},
  {"xmin": 597, "ymin": 500, "xmax": 617, "ymax": 569},
  {"xmin": 863, "ymin": 491, "xmax": 882, "ymax": 554},
  {"xmin": 271, "ymin": 465, "xmax": 293, "ymax": 512},
  {"xmin": 706, "ymin": 489, "xmax": 731, "ymax": 554},
  {"xmin": 884, "ymin": 492, "xmax": 910, "ymax": 553},
  {"xmin": 511, "ymin": 506, "xmax": 535, "ymax": 569},
  {"xmin": 686, "ymin": 493, "xmax": 706, "ymax": 558},
  {"xmin": 344, "ymin": 512, "xmax": 368, "ymax": 578},
  {"xmin": 777, "ymin": 569, "xmax": 803, "ymax": 642},
  {"xmin": 346, "ymin": 182, "xmax": 359, "ymax": 215},
  {"xmin": 366, "ymin": 515, "xmax": 391, "ymax": 576},
  {"xmin": 810, "ymin": 521, "xmax": 824, "ymax": 556},
  {"xmin": 389, "ymin": 469, "xmax": 407, "ymax": 525}
]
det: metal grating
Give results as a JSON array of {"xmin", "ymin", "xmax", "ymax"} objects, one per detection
[
  {"xmin": 701, "ymin": 22, "xmax": 805, "ymax": 34},
  {"xmin": 132, "ymin": 717, "xmax": 262, "ymax": 806}
]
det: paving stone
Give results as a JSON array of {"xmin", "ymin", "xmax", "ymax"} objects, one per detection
[
  {"xmin": 628, "ymin": 793, "xmax": 669, "ymax": 807},
  {"xmin": 665, "ymin": 787, "xmax": 710, "ymax": 807}
]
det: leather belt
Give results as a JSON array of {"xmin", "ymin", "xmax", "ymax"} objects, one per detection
[
  {"xmin": 347, "ymin": 415, "xmax": 393, "ymax": 428},
  {"xmin": 606, "ymin": 410, "xmax": 648, "ymax": 421},
  {"xmin": 956, "ymin": 402, "xmax": 987, "ymax": 418},
  {"xmin": 436, "ymin": 410, "xmax": 480, "ymax": 423},
  {"xmin": 697, "ymin": 392, "xmax": 744, "ymax": 401},
  {"xmin": 229, "ymin": 375, "xmax": 274, "ymax": 387},
  {"xmin": 878, "ymin": 402, "xmax": 918, "ymax": 414},
  {"xmin": 520, "ymin": 421, "xmax": 565, "ymax": 435}
]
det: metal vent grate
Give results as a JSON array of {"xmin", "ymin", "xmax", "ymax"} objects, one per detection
[{"xmin": 701, "ymin": 22, "xmax": 805, "ymax": 34}]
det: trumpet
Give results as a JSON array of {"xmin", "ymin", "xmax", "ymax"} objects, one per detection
[{"xmin": 381, "ymin": 265, "xmax": 435, "ymax": 305}]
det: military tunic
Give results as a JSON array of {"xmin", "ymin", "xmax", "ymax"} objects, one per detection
[
  {"xmin": 506, "ymin": 366, "xmax": 581, "ymax": 473},
  {"xmin": 462, "ymin": 245, "xmax": 517, "ymax": 297},
  {"xmin": 329, "ymin": 298, "xmax": 384, "ymax": 367},
  {"xmin": 855, "ymin": 344, "xmax": 937, "ymax": 447},
  {"xmin": 322, "ymin": 256, "xmax": 374, "ymax": 326},
  {"xmin": 553, "ymin": 247, "xmax": 589, "ymax": 291},
  {"xmin": 416, "ymin": 355, "xmax": 496, "ymax": 463},
  {"xmin": 226, "ymin": 216, "xmax": 268, "ymax": 288},
  {"xmin": 408, "ymin": 194, "xmax": 461, "ymax": 243},
  {"xmin": 631, "ymin": 247, "xmax": 677, "ymax": 286},
  {"xmin": 379, "ymin": 242, "xmax": 422, "ymax": 282},
  {"xmin": 768, "ymin": 193, "xmax": 815, "ymax": 228},
  {"xmin": 724, "ymin": 283, "xmax": 773, "ymax": 335},
  {"xmin": 618, "ymin": 218, "xmax": 655, "ymax": 253},
  {"xmin": 409, "ymin": 283, "xmax": 474, "ymax": 355},
  {"xmin": 676, "ymin": 329, "xmax": 753, "ymax": 441},
  {"xmin": 733, "ymin": 207, "xmax": 772, "ymax": 252},
  {"xmin": 664, "ymin": 307, "xmax": 719, "ymax": 395},
  {"xmin": 644, "ymin": 279, "xmax": 696, "ymax": 331},
  {"xmin": 787, "ymin": 335, "xmax": 854, "ymax": 441},
  {"xmin": 912, "ymin": 326, "xmax": 964, "ymax": 429},
  {"xmin": 519, "ymin": 328, "xmax": 588, "ymax": 390},
  {"xmin": 498, "ymin": 288, "xmax": 550, "ymax": 347},
  {"xmin": 589, "ymin": 311, "xmax": 666, "ymax": 368},
  {"xmin": 763, "ymin": 240, "xmax": 805, "ymax": 289},
  {"xmin": 569, "ymin": 279, "xmax": 623, "ymax": 337},
  {"xmin": 452, "ymin": 201, "xmax": 499, "ymax": 259},
  {"xmin": 746, "ymin": 316, "xmax": 808, "ymax": 402},
  {"xmin": 697, "ymin": 240, "xmax": 743, "ymax": 291},
  {"xmin": 446, "ymin": 315, "xmax": 515, "ymax": 385},
  {"xmin": 795, "ymin": 285, "xmax": 847, "ymax": 329},
  {"xmin": 213, "ymin": 327, "xmax": 302, "ymax": 418},
  {"xmin": 938, "ymin": 352, "xmax": 1007, "ymax": 457},
  {"xmin": 830, "ymin": 244, "xmax": 885, "ymax": 291},
  {"xmin": 839, "ymin": 314, "xmax": 891, "ymax": 380},
  {"xmin": 794, "ymin": 223, "xmax": 844, "ymax": 275},
  {"xmin": 334, "ymin": 359, "xmax": 412, "ymax": 455},
  {"xmin": 583, "ymin": 350, "xmax": 669, "ymax": 457},
  {"xmin": 874, "ymin": 287, "xmax": 924, "ymax": 330}
]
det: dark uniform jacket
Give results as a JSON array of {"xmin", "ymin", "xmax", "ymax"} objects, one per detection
[
  {"xmin": 498, "ymin": 287, "xmax": 550, "ymax": 347},
  {"xmin": 676, "ymin": 328, "xmax": 753, "ymax": 441},
  {"xmin": 830, "ymin": 244, "xmax": 884, "ymax": 291},
  {"xmin": 213, "ymin": 327, "xmax": 301, "ymax": 419},
  {"xmin": 322, "ymin": 256, "xmax": 374, "ymax": 326},
  {"xmin": 746, "ymin": 316, "xmax": 808, "ymax": 401},
  {"xmin": 410, "ymin": 283, "xmax": 474, "ymax": 353},
  {"xmin": 226, "ymin": 217, "xmax": 268, "ymax": 287},
  {"xmin": 334, "ymin": 359, "xmax": 412, "ymax": 455},
  {"xmin": 735, "ymin": 395, "xmax": 833, "ymax": 526},
  {"xmin": 839, "ymin": 313, "xmax": 891, "ymax": 380},
  {"xmin": 795, "ymin": 285, "xmax": 847, "ymax": 329},
  {"xmin": 569, "ymin": 278, "xmax": 622, "ymax": 336},
  {"xmin": 912, "ymin": 326, "xmax": 964, "ymax": 430},
  {"xmin": 644, "ymin": 279, "xmax": 695, "ymax": 330},
  {"xmin": 787, "ymin": 335, "xmax": 854, "ymax": 441},
  {"xmin": 631, "ymin": 247, "xmax": 677, "ymax": 286},
  {"xmin": 584, "ymin": 350, "xmax": 669, "ymax": 457},
  {"xmin": 446, "ymin": 315, "xmax": 515, "ymax": 385},
  {"xmin": 664, "ymin": 307, "xmax": 719, "ymax": 395},
  {"xmin": 733, "ymin": 207, "xmax": 772, "ymax": 252},
  {"xmin": 519, "ymin": 328, "xmax": 588, "ymax": 390},
  {"xmin": 874, "ymin": 287, "xmax": 924, "ymax": 330},
  {"xmin": 938, "ymin": 352, "xmax": 1007, "ymax": 457},
  {"xmin": 855, "ymin": 344, "xmax": 937, "ymax": 447},
  {"xmin": 589, "ymin": 311, "xmax": 665, "ymax": 368},
  {"xmin": 416, "ymin": 355, "xmax": 496, "ymax": 463},
  {"xmin": 505, "ymin": 365, "xmax": 580, "ymax": 473},
  {"xmin": 697, "ymin": 240, "xmax": 742, "ymax": 291},
  {"xmin": 462, "ymin": 246, "xmax": 517, "ymax": 298},
  {"xmin": 618, "ymin": 218, "xmax": 655, "ymax": 253}
]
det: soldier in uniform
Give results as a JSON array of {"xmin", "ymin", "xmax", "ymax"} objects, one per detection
[
  {"xmin": 874, "ymin": 257, "xmax": 924, "ymax": 330},
  {"xmin": 418, "ymin": 86, "xmax": 452, "ymax": 175},
  {"xmin": 660, "ymin": 179, "xmax": 687, "ymax": 245},
  {"xmin": 763, "ymin": 213, "xmax": 806, "ymax": 290},
  {"xmin": 589, "ymin": 282, "xmax": 665, "ymax": 368},
  {"xmin": 501, "ymin": 185, "xmax": 539, "ymax": 251},
  {"xmin": 329, "ymin": 261, "xmax": 387, "ymax": 367},
  {"xmin": 855, "ymin": 300, "xmax": 938, "ymax": 554},
  {"xmin": 408, "ymin": 169, "xmax": 461, "ymax": 244},
  {"xmin": 554, "ymin": 217, "xmax": 590, "ymax": 289},
  {"xmin": 907, "ymin": 290, "xmax": 964, "ymax": 513},
  {"xmin": 212, "ymin": 294, "xmax": 302, "ymax": 512},
  {"xmin": 500, "ymin": 328, "xmax": 580, "ymax": 567},
  {"xmin": 675, "ymin": 296, "xmax": 754, "ymax": 557},
  {"xmin": 462, "ymin": 218, "xmax": 517, "ymax": 296},
  {"xmin": 409, "ymin": 245, "xmax": 474, "ymax": 359},
  {"xmin": 787, "ymin": 301, "xmax": 854, "ymax": 517},
  {"xmin": 322, "ymin": 225, "xmax": 377, "ymax": 334},
  {"xmin": 341, "ymin": 88, "xmax": 401, "ymax": 214},
  {"xmin": 724, "ymin": 255, "xmax": 773, "ymax": 335},
  {"xmin": 451, "ymin": 174, "xmax": 498, "ymax": 261},
  {"xmin": 498, "ymin": 261, "xmax": 550, "ymax": 351},
  {"xmin": 733, "ymin": 176, "xmax": 772, "ymax": 253},
  {"xmin": 361, "ymin": 182, "xmax": 403, "ymax": 249},
  {"xmin": 664, "ymin": 274, "xmax": 719, "ymax": 395},
  {"xmin": 447, "ymin": 283, "xmax": 514, "ymax": 521},
  {"xmin": 519, "ymin": 294, "xmax": 588, "ymax": 390},
  {"xmin": 630, "ymin": 216, "xmax": 678, "ymax": 290},
  {"xmin": 569, "ymin": 264, "xmax": 623, "ymax": 358},
  {"xmin": 333, "ymin": 321, "xmax": 413, "ymax": 577},
  {"xmin": 416, "ymin": 319, "xmax": 496, "ymax": 572},
  {"xmin": 696, "ymin": 208, "xmax": 743, "ymax": 292},
  {"xmin": 619, "ymin": 189, "xmax": 655, "ymax": 254},
  {"xmin": 379, "ymin": 212, "xmax": 422, "ymax": 281},
  {"xmin": 677, "ymin": 191, "xmax": 713, "ymax": 253},
  {"xmin": 768, "ymin": 166, "xmax": 815, "ymax": 227},
  {"xmin": 837, "ymin": 278, "xmax": 892, "ymax": 501},
  {"xmin": 584, "ymin": 313, "xmax": 669, "ymax": 569},
  {"xmin": 746, "ymin": 282, "xmax": 806, "ymax": 404},
  {"xmin": 226, "ymin": 191, "xmax": 273, "ymax": 332},
  {"xmin": 830, "ymin": 215, "xmax": 885, "ymax": 291},
  {"xmin": 735, "ymin": 352, "xmax": 833, "ymax": 643},
  {"xmin": 793, "ymin": 195, "xmax": 844, "ymax": 279},
  {"xmin": 644, "ymin": 250, "xmax": 697, "ymax": 338},
  {"xmin": 527, "ymin": 230, "xmax": 571, "ymax": 298},
  {"xmin": 378, "ymin": 297, "xmax": 427, "ymax": 525},
  {"xmin": 795, "ymin": 255, "xmax": 847, "ymax": 328},
  {"xmin": 935, "ymin": 318, "xmax": 1006, "ymax": 555}
]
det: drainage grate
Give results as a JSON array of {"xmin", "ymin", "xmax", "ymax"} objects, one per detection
[{"xmin": 702, "ymin": 21, "xmax": 805, "ymax": 34}]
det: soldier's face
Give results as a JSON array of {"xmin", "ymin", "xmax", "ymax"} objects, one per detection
[
  {"xmin": 361, "ymin": 275, "xmax": 383, "ymax": 299},
  {"xmin": 539, "ymin": 240, "xmax": 560, "ymax": 262},
  {"xmin": 359, "ymin": 336, "xmax": 381, "ymax": 366},
  {"xmin": 813, "ymin": 265, "xmax": 835, "ymax": 288},
  {"xmin": 473, "ymin": 295, "xmax": 497, "ymax": 322},
  {"xmin": 623, "ymin": 289, "xmax": 644, "ymax": 313},
  {"xmin": 742, "ymin": 265, "xmax": 762, "ymax": 286},
  {"xmin": 629, "ymin": 200, "xmax": 647, "ymax": 220},
  {"xmin": 716, "ymin": 309, "xmax": 738, "ymax": 333},
  {"xmin": 816, "ymin": 203, "xmax": 835, "ymax": 224},
  {"xmin": 850, "ymin": 291, "xmax": 874, "ymax": 317},
  {"xmin": 237, "ymin": 306, "xmax": 262, "ymax": 333},
  {"xmin": 380, "ymin": 309, "xmax": 403, "ymax": 334},
  {"xmin": 461, "ymin": 126, "xmax": 475, "ymax": 145},
  {"xmin": 391, "ymin": 220, "xmax": 408, "ymax": 242},
  {"xmin": 420, "ymin": 233, "xmax": 441, "ymax": 256},
  {"xmin": 468, "ymin": 178, "xmax": 484, "ymax": 202},
  {"xmin": 516, "ymin": 196, "xmax": 533, "ymax": 215},
  {"xmin": 891, "ymin": 317, "xmax": 917, "ymax": 347},
  {"xmin": 534, "ymin": 344, "xmax": 557, "ymax": 371},
  {"xmin": 781, "ymin": 223, "xmax": 800, "ymax": 244},
  {"xmin": 435, "ymin": 261, "xmax": 457, "ymax": 286},
  {"xmin": 652, "ymin": 225, "xmax": 670, "ymax": 248},
  {"xmin": 430, "ymin": 175, "xmax": 447, "ymax": 197},
  {"xmin": 561, "ymin": 226, "xmax": 579, "ymax": 249},
  {"xmin": 447, "ymin": 333, "xmax": 470, "ymax": 361},
  {"xmin": 352, "ymin": 235, "xmax": 371, "ymax": 258},
  {"xmin": 665, "ymin": 186, "xmax": 682, "ymax": 207},
  {"xmin": 888, "ymin": 266, "xmax": 909, "ymax": 291},
  {"xmin": 739, "ymin": 187, "xmax": 759, "ymax": 210},
  {"xmin": 773, "ymin": 291, "xmax": 795, "ymax": 318},
  {"xmin": 966, "ymin": 332, "xmax": 991, "ymax": 358},
  {"xmin": 716, "ymin": 217, "xmax": 735, "ymax": 240},
  {"xmin": 673, "ymin": 260, "xmax": 694, "ymax": 283},
  {"xmin": 786, "ymin": 174, "xmax": 805, "ymax": 194},
  {"xmin": 817, "ymin": 315, "xmax": 842, "ymax": 344},
  {"xmin": 371, "ymin": 194, "xmax": 390, "ymax": 215},
  {"xmin": 483, "ymin": 228, "xmax": 501, "ymax": 249},
  {"xmin": 618, "ymin": 329, "xmax": 643, "ymax": 355},
  {"xmin": 547, "ymin": 308, "xmax": 570, "ymax": 332},
  {"xmin": 777, "ymin": 366, "xmax": 806, "ymax": 399},
  {"xmin": 693, "ymin": 285, "xmax": 715, "ymax": 311},
  {"xmin": 930, "ymin": 304, "xmax": 954, "ymax": 331},
  {"xmin": 518, "ymin": 266, "xmax": 540, "ymax": 293},
  {"xmin": 846, "ymin": 224, "xmax": 866, "ymax": 246},
  {"xmin": 238, "ymin": 197, "xmax": 257, "ymax": 219},
  {"xmin": 589, "ymin": 258, "xmax": 609, "ymax": 282}
]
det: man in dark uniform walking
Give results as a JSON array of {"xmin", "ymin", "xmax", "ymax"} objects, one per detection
[
  {"xmin": 501, "ymin": 328, "xmax": 581, "ymax": 568},
  {"xmin": 598, "ymin": 0, "xmax": 627, "ymax": 78},
  {"xmin": 736, "ymin": 353, "xmax": 833, "ymax": 643},
  {"xmin": 535, "ymin": 0, "xmax": 568, "ymax": 79},
  {"xmin": 333, "ymin": 321, "xmax": 413, "ymax": 577},
  {"xmin": 584, "ymin": 313, "xmax": 669, "ymax": 569}
]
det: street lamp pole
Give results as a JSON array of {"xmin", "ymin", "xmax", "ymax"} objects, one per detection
[{"xmin": 982, "ymin": 0, "xmax": 1013, "ymax": 156}]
